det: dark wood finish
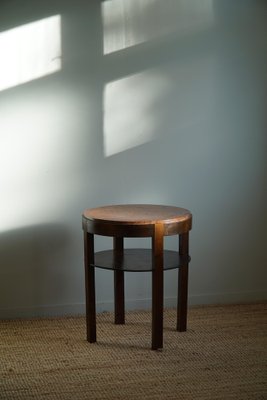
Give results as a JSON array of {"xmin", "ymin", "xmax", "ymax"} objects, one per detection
[
  {"xmin": 83, "ymin": 204, "xmax": 191, "ymax": 225},
  {"xmin": 82, "ymin": 204, "xmax": 192, "ymax": 350},
  {"xmin": 84, "ymin": 219, "xmax": 154, "ymax": 237},
  {"xmin": 84, "ymin": 232, "xmax": 96, "ymax": 342},
  {"xmin": 92, "ymin": 249, "xmax": 190, "ymax": 272},
  {"xmin": 83, "ymin": 204, "xmax": 192, "ymax": 237},
  {"xmin": 152, "ymin": 224, "xmax": 164, "ymax": 350},
  {"xmin": 177, "ymin": 233, "xmax": 189, "ymax": 332},
  {"xmin": 114, "ymin": 237, "xmax": 125, "ymax": 324}
]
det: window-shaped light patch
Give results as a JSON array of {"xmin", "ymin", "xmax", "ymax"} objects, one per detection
[
  {"xmin": 0, "ymin": 15, "xmax": 61, "ymax": 92},
  {"xmin": 102, "ymin": 0, "xmax": 213, "ymax": 55},
  {"xmin": 103, "ymin": 69, "xmax": 169, "ymax": 157}
]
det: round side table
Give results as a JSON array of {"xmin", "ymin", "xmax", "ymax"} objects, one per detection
[{"xmin": 82, "ymin": 204, "xmax": 192, "ymax": 350}]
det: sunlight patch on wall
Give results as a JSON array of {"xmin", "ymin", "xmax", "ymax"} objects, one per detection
[
  {"xmin": 103, "ymin": 69, "xmax": 169, "ymax": 157},
  {"xmin": 0, "ymin": 93, "xmax": 78, "ymax": 233},
  {"xmin": 0, "ymin": 15, "xmax": 61, "ymax": 92},
  {"xmin": 102, "ymin": 0, "xmax": 213, "ymax": 54}
]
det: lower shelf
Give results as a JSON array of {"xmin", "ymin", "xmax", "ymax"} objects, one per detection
[{"xmin": 91, "ymin": 249, "xmax": 190, "ymax": 272}]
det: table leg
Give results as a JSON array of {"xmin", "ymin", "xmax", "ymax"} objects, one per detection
[
  {"xmin": 177, "ymin": 232, "xmax": 189, "ymax": 331},
  {"xmin": 152, "ymin": 224, "xmax": 164, "ymax": 350},
  {"xmin": 84, "ymin": 231, "xmax": 96, "ymax": 342},
  {"xmin": 114, "ymin": 237, "xmax": 125, "ymax": 324}
]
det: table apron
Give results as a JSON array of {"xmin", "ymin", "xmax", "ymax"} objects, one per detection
[{"xmin": 83, "ymin": 219, "xmax": 192, "ymax": 237}]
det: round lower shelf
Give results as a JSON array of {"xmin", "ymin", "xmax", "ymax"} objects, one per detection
[{"xmin": 91, "ymin": 249, "xmax": 190, "ymax": 272}]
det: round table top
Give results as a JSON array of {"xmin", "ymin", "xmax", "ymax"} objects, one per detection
[{"xmin": 83, "ymin": 204, "xmax": 191, "ymax": 225}]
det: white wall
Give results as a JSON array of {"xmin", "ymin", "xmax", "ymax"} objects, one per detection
[{"xmin": 0, "ymin": 0, "xmax": 266, "ymax": 318}]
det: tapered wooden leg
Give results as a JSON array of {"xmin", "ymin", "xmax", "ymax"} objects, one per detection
[
  {"xmin": 177, "ymin": 232, "xmax": 189, "ymax": 332},
  {"xmin": 84, "ymin": 231, "xmax": 96, "ymax": 342},
  {"xmin": 114, "ymin": 237, "xmax": 125, "ymax": 324},
  {"xmin": 152, "ymin": 224, "xmax": 164, "ymax": 350}
]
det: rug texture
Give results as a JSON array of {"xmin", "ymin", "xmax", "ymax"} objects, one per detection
[{"xmin": 0, "ymin": 303, "xmax": 266, "ymax": 400}]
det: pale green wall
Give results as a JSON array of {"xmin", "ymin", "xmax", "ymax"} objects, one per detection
[{"xmin": 0, "ymin": 0, "xmax": 266, "ymax": 318}]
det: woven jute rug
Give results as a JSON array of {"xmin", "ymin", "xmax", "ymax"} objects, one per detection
[{"xmin": 0, "ymin": 303, "xmax": 266, "ymax": 400}]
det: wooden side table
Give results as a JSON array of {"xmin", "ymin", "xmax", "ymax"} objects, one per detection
[{"xmin": 82, "ymin": 204, "xmax": 192, "ymax": 350}]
